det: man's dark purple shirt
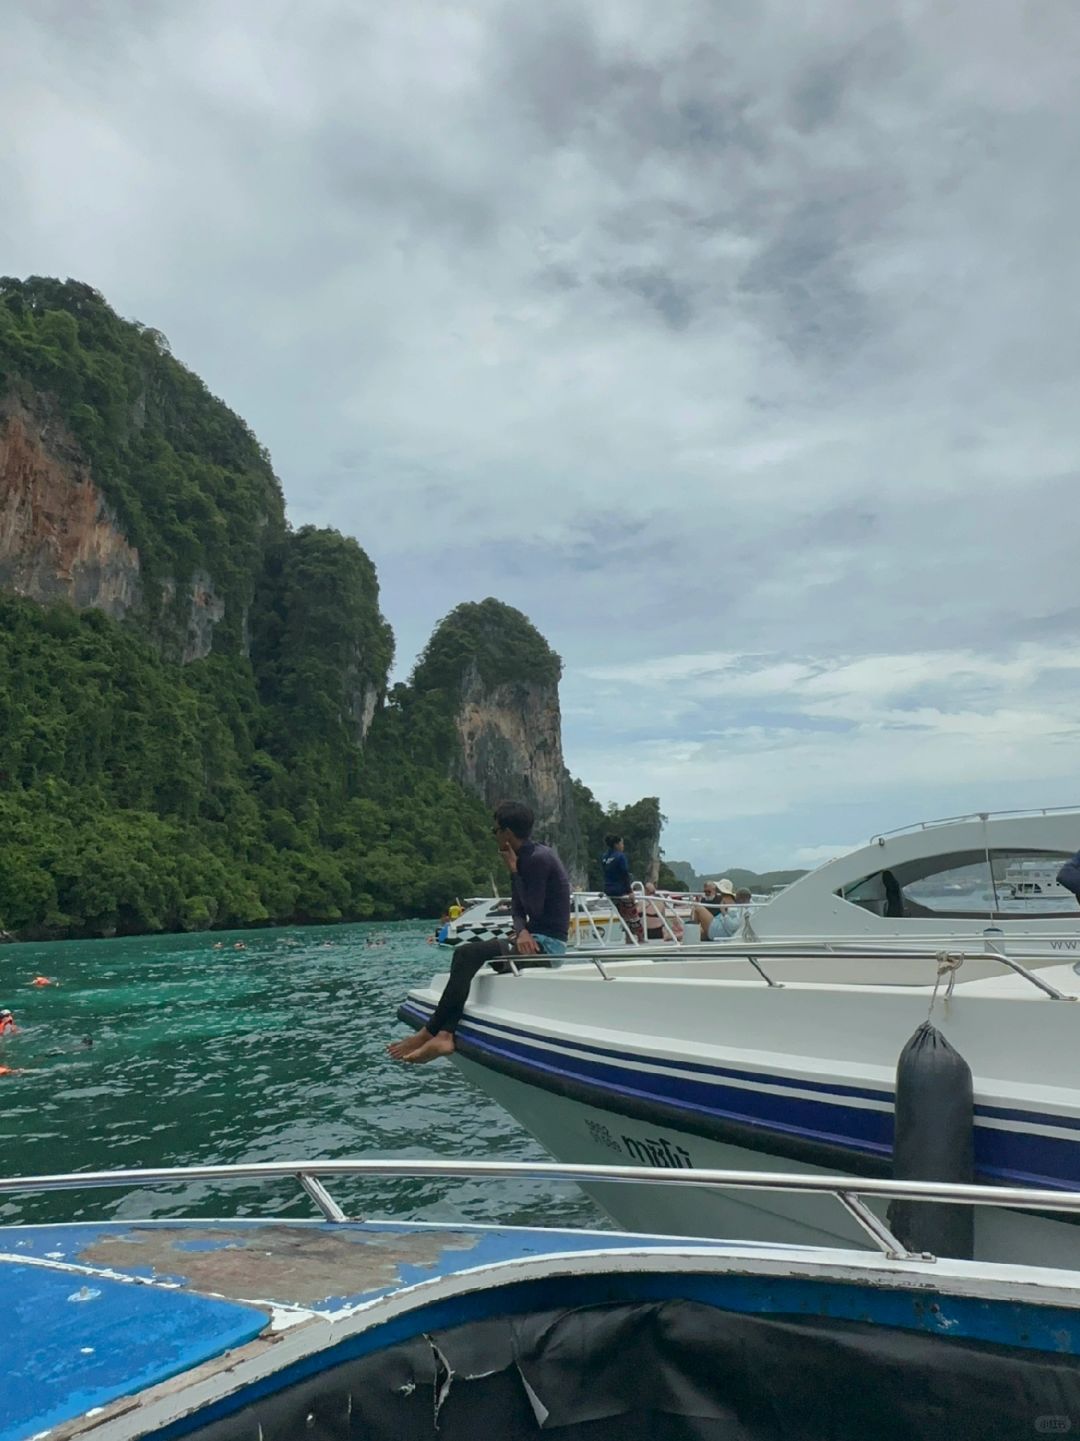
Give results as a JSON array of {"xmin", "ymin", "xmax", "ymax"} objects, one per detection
[{"xmin": 511, "ymin": 841, "xmax": 571, "ymax": 942}]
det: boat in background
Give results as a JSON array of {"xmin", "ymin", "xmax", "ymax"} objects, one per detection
[
  {"xmin": 1001, "ymin": 857, "xmax": 1077, "ymax": 905},
  {"xmin": 439, "ymin": 887, "xmax": 684, "ymax": 951},
  {"xmin": 6, "ymin": 1157, "xmax": 1080, "ymax": 1441},
  {"xmin": 733, "ymin": 805, "xmax": 1080, "ymax": 941}
]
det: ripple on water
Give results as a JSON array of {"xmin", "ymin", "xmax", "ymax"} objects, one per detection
[{"xmin": 0, "ymin": 921, "xmax": 604, "ymax": 1230}]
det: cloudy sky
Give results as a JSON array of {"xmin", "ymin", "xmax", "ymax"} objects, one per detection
[{"xmin": 4, "ymin": 1, "xmax": 1079, "ymax": 870}]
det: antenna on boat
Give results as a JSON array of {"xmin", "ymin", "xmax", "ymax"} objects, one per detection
[{"xmin": 981, "ymin": 813, "xmax": 1001, "ymax": 919}]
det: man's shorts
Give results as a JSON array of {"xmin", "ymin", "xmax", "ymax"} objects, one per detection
[
  {"xmin": 532, "ymin": 933, "xmax": 568, "ymax": 963},
  {"xmin": 497, "ymin": 933, "xmax": 569, "ymax": 970}
]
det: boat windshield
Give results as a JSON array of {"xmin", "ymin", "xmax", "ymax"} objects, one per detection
[{"xmin": 840, "ymin": 849, "xmax": 1075, "ymax": 918}]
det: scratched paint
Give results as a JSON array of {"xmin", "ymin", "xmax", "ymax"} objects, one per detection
[{"xmin": 78, "ymin": 1224, "xmax": 483, "ymax": 1306}]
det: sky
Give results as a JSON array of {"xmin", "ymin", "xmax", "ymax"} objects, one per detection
[{"xmin": 3, "ymin": 1, "xmax": 1079, "ymax": 871}]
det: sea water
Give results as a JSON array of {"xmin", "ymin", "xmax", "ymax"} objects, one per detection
[{"xmin": 0, "ymin": 921, "xmax": 603, "ymax": 1229}]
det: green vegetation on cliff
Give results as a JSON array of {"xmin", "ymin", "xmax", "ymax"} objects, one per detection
[
  {"xmin": 0, "ymin": 276, "xmax": 284, "ymax": 648},
  {"xmin": 0, "ymin": 588, "xmax": 493, "ymax": 936},
  {"xmin": 0, "ymin": 282, "xmax": 501, "ymax": 937},
  {"xmin": 572, "ymin": 783, "xmax": 672, "ymax": 890},
  {"xmin": 251, "ymin": 525, "xmax": 394, "ymax": 804},
  {"xmin": 412, "ymin": 597, "xmax": 562, "ymax": 697},
  {"xmin": 0, "ymin": 280, "xmax": 665, "ymax": 938},
  {"xmin": 413, "ymin": 599, "xmax": 588, "ymax": 878}
]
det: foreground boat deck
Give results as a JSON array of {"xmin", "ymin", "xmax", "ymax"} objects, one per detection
[
  {"xmin": 8, "ymin": 1156, "xmax": 1080, "ymax": 1441},
  {"xmin": 1, "ymin": 1216, "xmax": 736, "ymax": 1441}
]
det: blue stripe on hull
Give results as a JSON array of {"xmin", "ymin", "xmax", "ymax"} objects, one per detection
[{"xmin": 400, "ymin": 1000, "xmax": 1080, "ymax": 1191}]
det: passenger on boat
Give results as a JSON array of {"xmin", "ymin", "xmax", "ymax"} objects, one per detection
[
  {"xmin": 689, "ymin": 879, "xmax": 750, "ymax": 941},
  {"xmin": 698, "ymin": 880, "xmax": 723, "ymax": 912},
  {"xmin": 0, "ymin": 1009, "xmax": 16, "ymax": 1035},
  {"xmin": 1057, "ymin": 850, "xmax": 1080, "ymax": 907},
  {"xmin": 389, "ymin": 801, "xmax": 571, "ymax": 1064},
  {"xmin": 601, "ymin": 834, "xmax": 645, "ymax": 942},
  {"xmin": 643, "ymin": 882, "xmax": 683, "ymax": 942}
]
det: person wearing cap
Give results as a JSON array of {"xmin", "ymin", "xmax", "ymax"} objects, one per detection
[
  {"xmin": 690, "ymin": 879, "xmax": 747, "ymax": 941},
  {"xmin": 0, "ymin": 1009, "xmax": 16, "ymax": 1036}
]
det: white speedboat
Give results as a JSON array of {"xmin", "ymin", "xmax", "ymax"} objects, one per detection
[
  {"xmin": 737, "ymin": 805, "xmax": 1080, "ymax": 943},
  {"xmin": 7, "ymin": 1157, "xmax": 1080, "ymax": 1441},
  {"xmin": 401, "ymin": 941, "xmax": 1080, "ymax": 1266}
]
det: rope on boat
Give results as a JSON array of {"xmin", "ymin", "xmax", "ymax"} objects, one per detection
[{"xmin": 928, "ymin": 952, "xmax": 963, "ymax": 1015}]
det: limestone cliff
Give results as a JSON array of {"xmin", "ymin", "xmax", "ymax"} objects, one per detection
[
  {"xmin": 0, "ymin": 278, "xmax": 553, "ymax": 939},
  {"xmin": 0, "ymin": 392, "xmax": 141, "ymax": 619},
  {"xmin": 0, "ymin": 277, "xmax": 288, "ymax": 661},
  {"xmin": 249, "ymin": 526, "xmax": 394, "ymax": 780},
  {"xmin": 0, "ymin": 391, "xmax": 235, "ymax": 661},
  {"xmin": 572, "ymin": 783, "xmax": 664, "ymax": 891},
  {"xmin": 412, "ymin": 599, "xmax": 586, "ymax": 882},
  {"xmin": 453, "ymin": 660, "xmax": 585, "ymax": 879}
]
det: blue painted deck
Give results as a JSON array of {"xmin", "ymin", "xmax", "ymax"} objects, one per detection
[{"xmin": 3, "ymin": 1259, "xmax": 265, "ymax": 1441}]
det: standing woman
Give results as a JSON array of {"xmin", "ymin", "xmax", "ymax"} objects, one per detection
[{"xmin": 601, "ymin": 834, "xmax": 644, "ymax": 942}]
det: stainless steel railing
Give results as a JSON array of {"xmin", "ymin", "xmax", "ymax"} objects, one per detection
[
  {"xmin": 1, "ymin": 1157, "xmax": 1080, "ymax": 1263},
  {"xmin": 537, "ymin": 937, "xmax": 1079, "ymax": 999},
  {"xmin": 870, "ymin": 804, "xmax": 1080, "ymax": 841}
]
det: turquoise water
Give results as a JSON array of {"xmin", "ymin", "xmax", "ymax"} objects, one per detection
[{"xmin": 0, "ymin": 922, "xmax": 602, "ymax": 1230}]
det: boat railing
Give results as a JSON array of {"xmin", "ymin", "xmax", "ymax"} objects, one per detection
[
  {"xmin": 870, "ymin": 804, "xmax": 1080, "ymax": 843},
  {"xmin": 567, "ymin": 889, "xmax": 683, "ymax": 949},
  {"xmin": 545, "ymin": 935, "xmax": 1079, "ymax": 999},
  {"xmin": 4, "ymin": 1156, "xmax": 1080, "ymax": 1264}
]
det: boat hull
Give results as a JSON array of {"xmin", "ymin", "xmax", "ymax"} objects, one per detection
[
  {"xmin": 398, "ymin": 952, "xmax": 1080, "ymax": 1269},
  {"xmin": 454, "ymin": 1056, "xmax": 1080, "ymax": 1266}
]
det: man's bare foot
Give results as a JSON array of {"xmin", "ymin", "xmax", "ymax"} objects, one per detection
[
  {"xmin": 388, "ymin": 1028, "xmax": 432, "ymax": 1059},
  {"xmin": 404, "ymin": 1032, "xmax": 456, "ymax": 1063}
]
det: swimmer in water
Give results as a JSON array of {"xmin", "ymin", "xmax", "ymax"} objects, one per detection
[
  {"xmin": 0, "ymin": 1008, "xmax": 16, "ymax": 1035},
  {"xmin": 233, "ymin": 941, "xmax": 246, "ymax": 950},
  {"xmin": 30, "ymin": 976, "xmax": 56, "ymax": 987}
]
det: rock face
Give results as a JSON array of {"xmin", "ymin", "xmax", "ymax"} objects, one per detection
[
  {"xmin": 0, "ymin": 391, "xmax": 234, "ymax": 660},
  {"xmin": 350, "ymin": 673, "xmax": 381, "ymax": 744},
  {"xmin": 162, "ymin": 569, "xmax": 227, "ymax": 663},
  {"xmin": 0, "ymin": 393, "xmax": 142, "ymax": 619},
  {"xmin": 452, "ymin": 660, "xmax": 586, "ymax": 883},
  {"xmin": 637, "ymin": 828, "xmax": 661, "ymax": 885}
]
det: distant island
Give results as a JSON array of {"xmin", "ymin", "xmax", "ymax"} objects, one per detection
[
  {"xmin": 666, "ymin": 862, "xmax": 809, "ymax": 893},
  {"xmin": 0, "ymin": 277, "xmax": 669, "ymax": 940}
]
